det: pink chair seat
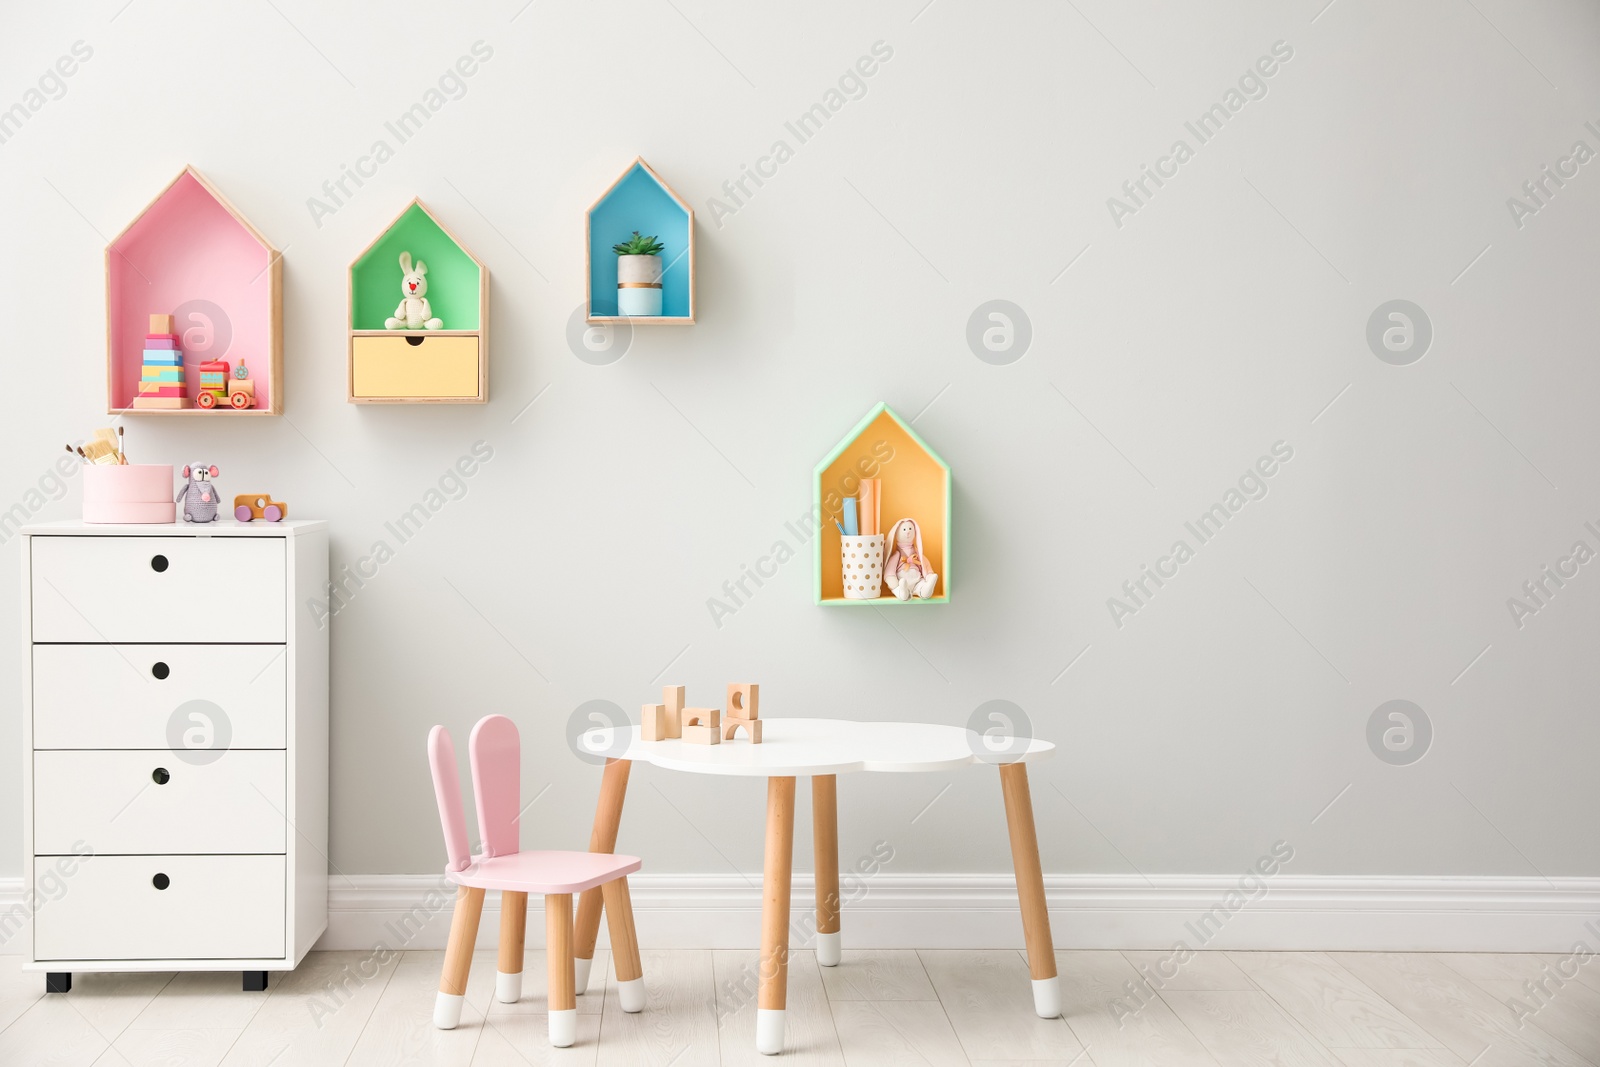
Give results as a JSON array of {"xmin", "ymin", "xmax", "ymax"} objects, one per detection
[{"xmin": 447, "ymin": 850, "xmax": 642, "ymax": 894}]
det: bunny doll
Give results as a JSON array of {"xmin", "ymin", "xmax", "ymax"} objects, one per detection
[
  {"xmin": 883, "ymin": 517, "xmax": 938, "ymax": 600},
  {"xmin": 176, "ymin": 463, "xmax": 221, "ymax": 523},
  {"xmin": 385, "ymin": 251, "xmax": 443, "ymax": 330}
]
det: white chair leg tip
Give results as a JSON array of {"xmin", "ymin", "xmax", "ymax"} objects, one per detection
[
  {"xmin": 617, "ymin": 976, "xmax": 645, "ymax": 1013},
  {"xmin": 433, "ymin": 992, "xmax": 464, "ymax": 1030},
  {"xmin": 573, "ymin": 956, "xmax": 592, "ymax": 995},
  {"xmin": 495, "ymin": 970, "xmax": 522, "ymax": 1004},
  {"xmin": 756, "ymin": 1008, "xmax": 786, "ymax": 1055},
  {"xmin": 816, "ymin": 930, "xmax": 841, "ymax": 967},
  {"xmin": 1032, "ymin": 976, "xmax": 1062, "ymax": 1018},
  {"xmin": 548, "ymin": 1008, "xmax": 578, "ymax": 1047}
]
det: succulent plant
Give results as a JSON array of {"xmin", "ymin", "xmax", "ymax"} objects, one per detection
[{"xmin": 612, "ymin": 231, "xmax": 665, "ymax": 256}]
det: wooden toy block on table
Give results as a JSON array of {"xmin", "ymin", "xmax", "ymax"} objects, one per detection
[
  {"xmin": 681, "ymin": 708, "xmax": 721, "ymax": 745},
  {"xmin": 662, "ymin": 686, "xmax": 685, "ymax": 736},
  {"xmin": 641, "ymin": 704, "xmax": 671, "ymax": 742},
  {"xmin": 722, "ymin": 683, "xmax": 762, "ymax": 743},
  {"xmin": 149, "ymin": 313, "xmax": 174, "ymax": 334}
]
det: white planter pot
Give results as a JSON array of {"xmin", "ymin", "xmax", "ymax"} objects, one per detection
[
  {"xmin": 617, "ymin": 254, "xmax": 663, "ymax": 316},
  {"xmin": 840, "ymin": 534, "xmax": 884, "ymax": 599}
]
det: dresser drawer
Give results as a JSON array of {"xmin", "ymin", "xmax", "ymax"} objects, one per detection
[
  {"xmin": 32, "ymin": 644, "xmax": 286, "ymax": 750},
  {"xmin": 34, "ymin": 854, "xmax": 285, "ymax": 961},
  {"xmin": 31, "ymin": 536, "xmax": 286, "ymax": 643},
  {"xmin": 34, "ymin": 750, "xmax": 286, "ymax": 855}
]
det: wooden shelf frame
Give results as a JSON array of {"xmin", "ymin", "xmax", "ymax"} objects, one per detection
[
  {"xmin": 347, "ymin": 198, "xmax": 489, "ymax": 404},
  {"xmin": 813, "ymin": 403, "xmax": 952, "ymax": 606},
  {"xmin": 105, "ymin": 166, "xmax": 283, "ymax": 416},
  {"xmin": 585, "ymin": 157, "xmax": 696, "ymax": 325}
]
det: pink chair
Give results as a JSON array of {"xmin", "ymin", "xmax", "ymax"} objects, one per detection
[{"xmin": 428, "ymin": 715, "xmax": 644, "ymax": 1047}]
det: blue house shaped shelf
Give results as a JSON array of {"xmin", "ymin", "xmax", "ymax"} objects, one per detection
[{"xmin": 585, "ymin": 158, "xmax": 695, "ymax": 325}]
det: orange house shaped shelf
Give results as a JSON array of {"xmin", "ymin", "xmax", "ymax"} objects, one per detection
[
  {"xmin": 105, "ymin": 166, "xmax": 282, "ymax": 415},
  {"xmin": 813, "ymin": 403, "xmax": 951, "ymax": 605}
]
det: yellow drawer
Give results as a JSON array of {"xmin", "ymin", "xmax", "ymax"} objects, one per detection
[{"xmin": 352, "ymin": 334, "xmax": 480, "ymax": 399}]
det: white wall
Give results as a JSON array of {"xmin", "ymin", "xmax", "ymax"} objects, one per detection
[{"xmin": 3, "ymin": 0, "xmax": 1598, "ymax": 932}]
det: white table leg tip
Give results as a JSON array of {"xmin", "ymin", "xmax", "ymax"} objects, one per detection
[
  {"xmin": 617, "ymin": 976, "xmax": 645, "ymax": 1013},
  {"xmin": 756, "ymin": 1008, "xmax": 786, "ymax": 1055},
  {"xmin": 573, "ymin": 956, "xmax": 592, "ymax": 995},
  {"xmin": 433, "ymin": 992, "xmax": 464, "ymax": 1030},
  {"xmin": 1032, "ymin": 976, "xmax": 1062, "ymax": 1018},
  {"xmin": 816, "ymin": 930, "xmax": 841, "ymax": 967},
  {"xmin": 495, "ymin": 970, "xmax": 522, "ymax": 1004},
  {"xmin": 548, "ymin": 1008, "xmax": 578, "ymax": 1047}
]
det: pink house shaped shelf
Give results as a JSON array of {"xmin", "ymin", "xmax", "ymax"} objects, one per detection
[{"xmin": 105, "ymin": 166, "xmax": 282, "ymax": 415}]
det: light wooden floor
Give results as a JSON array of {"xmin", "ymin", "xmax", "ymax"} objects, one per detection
[{"xmin": 0, "ymin": 948, "xmax": 1596, "ymax": 1066}]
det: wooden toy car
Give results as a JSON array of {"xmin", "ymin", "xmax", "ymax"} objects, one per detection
[{"xmin": 234, "ymin": 494, "xmax": 287, "ymax": 522}]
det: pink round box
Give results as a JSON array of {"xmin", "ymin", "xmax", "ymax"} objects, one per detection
[{"xmin": 82, "ymin": 464, "xmax": 175, "ymax": 524}]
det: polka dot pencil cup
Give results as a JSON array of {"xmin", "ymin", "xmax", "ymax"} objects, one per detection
[{"xmin": 840, "ymin": 534, "xmax": 884, "ymax": 599}]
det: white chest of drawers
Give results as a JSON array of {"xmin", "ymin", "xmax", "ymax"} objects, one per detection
[{"xmin": 18, "ymin": 520, "xmax": 328, "ymax": 992}]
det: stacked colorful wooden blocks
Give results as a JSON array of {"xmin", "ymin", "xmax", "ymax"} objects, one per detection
[{"xmin": 134, "ymin": 313, "xmax": 191, "ymax": 409}]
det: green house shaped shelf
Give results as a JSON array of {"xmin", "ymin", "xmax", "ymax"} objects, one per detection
[
  {"xmin": 348, "ymin": 198, "xmax": 488, "ymax": 404},
  {"xmin": 586, "ymin": 157, "xmax": 695, "ymax": 325},
  {"xmin": 813, "ymin": 403, "xmax": 951, "ymax": 605}
]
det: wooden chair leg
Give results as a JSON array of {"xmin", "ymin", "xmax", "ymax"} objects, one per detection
[
  {"xmin": 546, "ymin": 893, "xmax": 577, "ymax": 1047},
  {"xmin": 812, "ymin": 774, "xmax": 841, "ymax": 967},
  {"xmin": 574, "ymin": 757, "xmax": 631, "ymax": 995},
  {"xmin": 496, "ymin": 890, "xmax": 528, "ymax": 1003},
  {"xmin": 999, "ymin": 762, "xmax": 1060, "ymax": 1018},
  {"xmin": 758, "ymin": 776, "xmax": 796, "ymax": 1055},
  {"xmin": 602, "ymin": 876, "xmax": 645, "ymax": 1012},
  {"xmin": 435, "ymin": 885, "xmax": 485, "ymax": 1029}
]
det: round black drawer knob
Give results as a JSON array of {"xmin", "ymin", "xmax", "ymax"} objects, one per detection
[
  {"xmin": 151, "ymin": 555, "xmax": 169, "ymax": 573},
  {"xmin": 152, "ymin": 662, "xmax": 170, "ymax": 680},
  {"xmin": 152, "ymin": 767, "xmax": 170, "ymax": 785},
  {"xmin": 152, "ymin": 873, "xmax": 170, "ymax": 890}
]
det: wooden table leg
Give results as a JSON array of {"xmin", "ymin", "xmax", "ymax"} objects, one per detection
[
  {"xmin": 812, "ymin": 774, "xmax": 841, "ymax": 967},
  {"xmin": 758, "ymin": 776, "xmax": 796, "ymax": 1055},
  {"xmin": 602, "ymin": 876, "xmax": 645, "ymax": 1012},
  {"xmin": 546, "ymin": 893, "xmax": 577, "ymax": 1047},
  {"xmin": 496, "ymin": 890, "xmax": 528, "ymax": 1004},
  {"xmin": 434, "ymin": 885, "xmax": 484, "ymax": 1029},
  {"xmin": 574, "ymin": 757, "xmax": 630, "ymax": 995},
  {"xmin": 999, "ymin": 761, "xmax": 1060, "ymax": 1018}
]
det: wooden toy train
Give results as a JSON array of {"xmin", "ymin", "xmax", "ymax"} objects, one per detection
[{"xmin": 196, "ymin": 360, "xmax": 257, "ymax": 409}]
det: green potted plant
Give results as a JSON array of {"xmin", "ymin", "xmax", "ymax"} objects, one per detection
[{"xmin": 613, "ymin": 231, "xmax": 665, "ymax": 316}]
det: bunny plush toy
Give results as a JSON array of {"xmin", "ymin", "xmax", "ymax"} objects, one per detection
[
  {"xmin": 177, "ymin": 463, "xmax": 221, "ymax": 523},
  {"xmin": 385, "ymin": 251, "xmax": 443, "ymax": 330}
]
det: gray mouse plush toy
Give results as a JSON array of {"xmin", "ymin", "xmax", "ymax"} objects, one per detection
[{"xmin": 177, "ymin": 463, "xmax": 221, "ymax": 522}]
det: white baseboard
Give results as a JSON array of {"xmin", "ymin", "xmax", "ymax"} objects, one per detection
[
  {"xmin": 319, "ymin": 873, "xmax": 1600, "ymax": 955},
  {"xmin": 6, "ymin": 874, "xmax": 1596, "ymax": 956}
]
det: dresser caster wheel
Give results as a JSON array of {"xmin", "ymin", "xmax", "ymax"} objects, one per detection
[
  {"xmin": 46, "ymin": 972, "xmax": 71, "ymax": 993},
  {"xmin": 243, "ymin": 971, "xmax": 268, "ymax": 992}
]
